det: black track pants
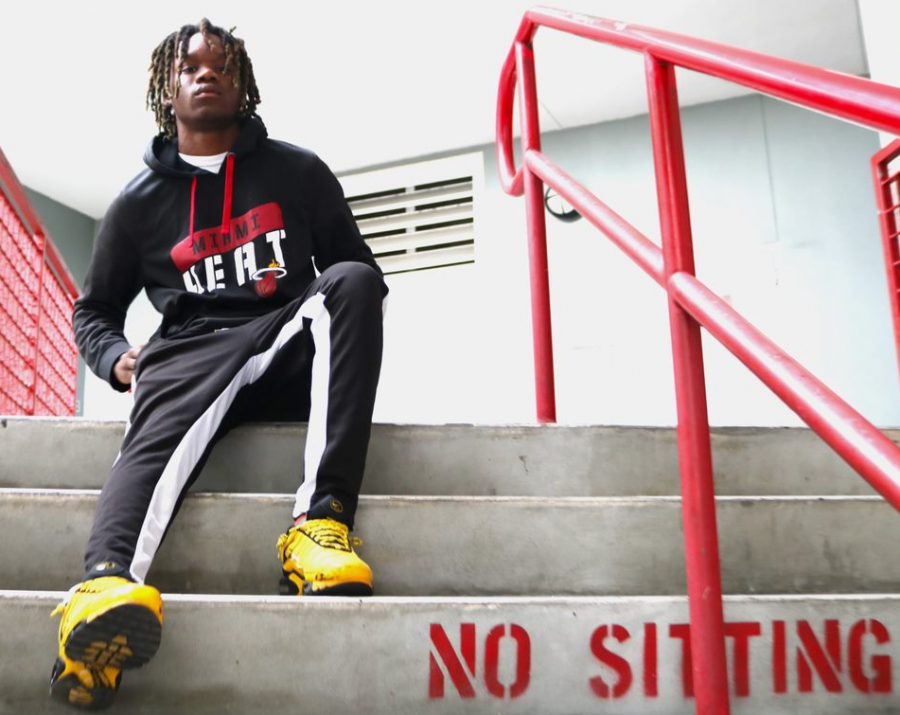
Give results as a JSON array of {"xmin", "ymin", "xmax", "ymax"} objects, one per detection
[{"xmin": 84, "ymin": 262, "xmax": 384, "ymax": 583}]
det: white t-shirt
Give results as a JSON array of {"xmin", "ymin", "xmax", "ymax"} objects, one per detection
[{"xmin": 179, "ymin": 151, "xmax": 228, "ymax": 173}]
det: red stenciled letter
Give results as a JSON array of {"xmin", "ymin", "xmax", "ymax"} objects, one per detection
[
  {"xmin": 484, "ymin": 624, "xmax": 531, "ymax": 699},
  {"xmin": 725, "ymin": 622, "xmax": 762, "ymax": 697},
  {"xmin": 796, "ymin": 619, "xmax": 842, "ymax": 693},
  {"xmin": 669, "ymin": 624, "xmax": 694, "ymax": 698},
  {"xmin": 429, "ymin": 623, "xmax": 476, "ymax": 699},
  {"xmin": 644, "ymin": 623, "xmax": 658, "ymax": 698},
  {"xmin": 589, "ymin": 625, "xmax": 632, "ymax": 699},
  {"xmin": 773, "ymin": 620, "xmax": 787, "ymax": 694},
  {"xmin": 849, "ymin": 619, "xmax": 892, "ymax": 694}
]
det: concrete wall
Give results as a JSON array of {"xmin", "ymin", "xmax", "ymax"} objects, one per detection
[
  {"xmin": 523, "ymin": 94, "xmax": 897, "ymax": 427},
  {"xmin": 76, "ymin": 95, "xmax": 900, "ymax": 427}
]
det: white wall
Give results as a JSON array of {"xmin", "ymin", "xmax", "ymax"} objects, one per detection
[
  {"xmin": 83, "ymin": 95, "xmax": 900, "ymax": 428},
  {"xmin": 858, "ymin": 0, "xmax": 900, "ymax": 147}
]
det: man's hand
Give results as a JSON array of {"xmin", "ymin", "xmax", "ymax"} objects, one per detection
[{"xmin": 113, "ymin": 345, "xmax": 144, "ymax": 387}]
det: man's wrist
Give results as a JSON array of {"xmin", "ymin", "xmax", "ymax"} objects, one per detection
[{"xmin": 100, "ymin": 341, "xmax": 133, "ymax": 392}]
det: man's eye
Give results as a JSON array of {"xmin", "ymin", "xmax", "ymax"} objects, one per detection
[{"xmin": 180, "ymin": 66, "xmax": 196, "ymax": 74}]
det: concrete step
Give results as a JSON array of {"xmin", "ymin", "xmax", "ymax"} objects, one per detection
[
  {"xmin": 2, "ymin": 489, "xmax": 896, "ymax": 596},
  {"xmin": 1, "ymin": 418, "xmax": 895, "ymax": 496},
  {"xmin": 2, "ymin": 591, "xmax": 897, "ymax": 714}
]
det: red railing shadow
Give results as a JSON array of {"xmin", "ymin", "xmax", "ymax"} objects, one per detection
[
  {"xmin": 496, "ymin": 7, "xmax": 900, "ymax": 714},
  {"xmin": 0, "ymin": 148, "xmax": 80, "ymax": 416}
]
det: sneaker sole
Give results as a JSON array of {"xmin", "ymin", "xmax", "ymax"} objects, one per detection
[
  {"xmin": 49, "ymin": 662, "xmax": 117, "ymax": 711},
  {"xmin": 279, "ymin": 573, "xmax": 374, "ymax": 597},
  {"xmin": 65, "ymin": 604, "xmax": 162, "ymax": 671}
]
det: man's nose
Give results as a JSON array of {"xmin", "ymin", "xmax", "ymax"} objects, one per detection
[{"xmin": 196, "ymin": 65, "xmax": 220, "ymax": 82}]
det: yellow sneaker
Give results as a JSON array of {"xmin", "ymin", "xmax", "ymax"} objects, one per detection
[
  {"xmin": 49, "ymin": 576, "xmax": 163, "ymax": 709},
  {"xmin": 276, "ymin": 518, "xmax": 374, "ymax": 596}
]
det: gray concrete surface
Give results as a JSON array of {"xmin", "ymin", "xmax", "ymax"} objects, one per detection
[
  {"xmin": 2, "ymin": 417, "xmax": 898, "ymax": 713},
  {"xmin": 3, "ymin": 591, "xmax": 898, "ymax": 714},
  {"xmin": 1, "ymin": 418, "xmax": 895, "ymax": 496},
  {"xmin": 1, "ymin": 489, "xmax": 896, "ymax": 596}
]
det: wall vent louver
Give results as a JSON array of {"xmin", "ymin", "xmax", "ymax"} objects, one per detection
[{"xmin": 343, "ymin": 160, "xmax": 477, "ymax": 275}]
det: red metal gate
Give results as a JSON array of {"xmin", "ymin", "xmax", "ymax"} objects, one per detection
[
  {"xmin": 872, "ymin": 139, "xmax": 900, "ymax": 384},
  {"xmin": 0, "ymin": 148, "xmax": 79, "ymax": 416}
]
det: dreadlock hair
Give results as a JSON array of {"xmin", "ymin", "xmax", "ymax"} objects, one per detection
[{"xmin": 146, "ymin": 18, "xmax": 262, "ymax": 140}]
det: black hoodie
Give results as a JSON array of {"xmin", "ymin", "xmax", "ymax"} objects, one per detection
[{"xmin": 73, "ymin": 118, "xmax": 385, "ymax": 391}]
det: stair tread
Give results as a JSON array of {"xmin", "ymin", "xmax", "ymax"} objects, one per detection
[
  {"xmin": 2, "ymin": 418, "xmax": 891, "ymax": 496},
  {"xmin": 3, "ymin": 590, "xmax": 898, "ymax": 714},
  {"xmin": 7, "ymin": 590, "xmax": 900, "ymax": 602},
  {"xmin": 0, "ymin": 487, "xmax": 886, "ymax": 502},
  {"xmin": 1, "ymin": 490, "xmax": 896, "ymax": 595}
]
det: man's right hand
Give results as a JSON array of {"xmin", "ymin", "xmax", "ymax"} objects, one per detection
[{"xmin": 113, "ymin": 345, "xmax": 144, "ymax": 387}]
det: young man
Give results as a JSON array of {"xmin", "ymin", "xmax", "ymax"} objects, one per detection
[{"xmin": 50, "ymin": 19, "xmax": 386, "ymax": 709}]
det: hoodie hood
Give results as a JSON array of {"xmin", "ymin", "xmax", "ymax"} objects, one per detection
[{"xmin": 143, "ymin": 116, "xmax": 269, "ymax": 177}]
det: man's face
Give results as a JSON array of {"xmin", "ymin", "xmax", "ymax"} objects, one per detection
[{"xmin": 169, "ymin": 32, "xmax": 242, "ymax": 134}]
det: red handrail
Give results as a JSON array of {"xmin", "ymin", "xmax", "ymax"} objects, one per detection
[
  {"xmin": 497, "ymin": 7, "xmax": 900, "ymax": 714},
  {"xmin": 499, "ymin": 8, "xmax": 900, "ymax": 194},
  {"xmin": 0, "ymin": 150, "xmax": 78, "ymax": 299}
]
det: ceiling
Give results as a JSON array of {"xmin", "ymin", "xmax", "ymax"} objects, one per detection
[{"xmin": 1, "ymin": 0, "xmax": 867, "ymax": 219}]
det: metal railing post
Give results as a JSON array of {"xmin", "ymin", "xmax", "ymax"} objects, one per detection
[
  {"xmin": 644, "ymin": 54, "xmax": 730, "ymax": 714},
  {"xmin": 515, "ymin": 39, "xmax": 557, "ymax": 424}
]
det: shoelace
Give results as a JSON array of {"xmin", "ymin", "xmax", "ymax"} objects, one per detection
[
  {"xmin": 304, "ymin": 521, "xmax": 352, "ymax": 551},
  {"xmin": 51, "ymin": 582, "xmax": 84, "ymax": 618},
  {"xmin": 276, "ymin": 522, "xmax": 364, "ymax": 560}
]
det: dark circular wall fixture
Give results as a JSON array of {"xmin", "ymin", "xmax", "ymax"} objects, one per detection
[{"xmin": 544, "ymin": 186, "xmax": 581, "ymax": 222}]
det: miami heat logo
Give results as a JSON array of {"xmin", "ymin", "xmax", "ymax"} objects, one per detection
[{"xmin": 252, "ymin": 260, "xmax": 287, "ymax": 298}]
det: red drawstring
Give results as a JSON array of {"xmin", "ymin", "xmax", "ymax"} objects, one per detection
[
  {"xmin": 221, "ymin": 153, "xmax": 234, "ymax": 237},
  {"xmin": 188, "ymin": 153, "xmax": 233, "ymax": 243}
]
